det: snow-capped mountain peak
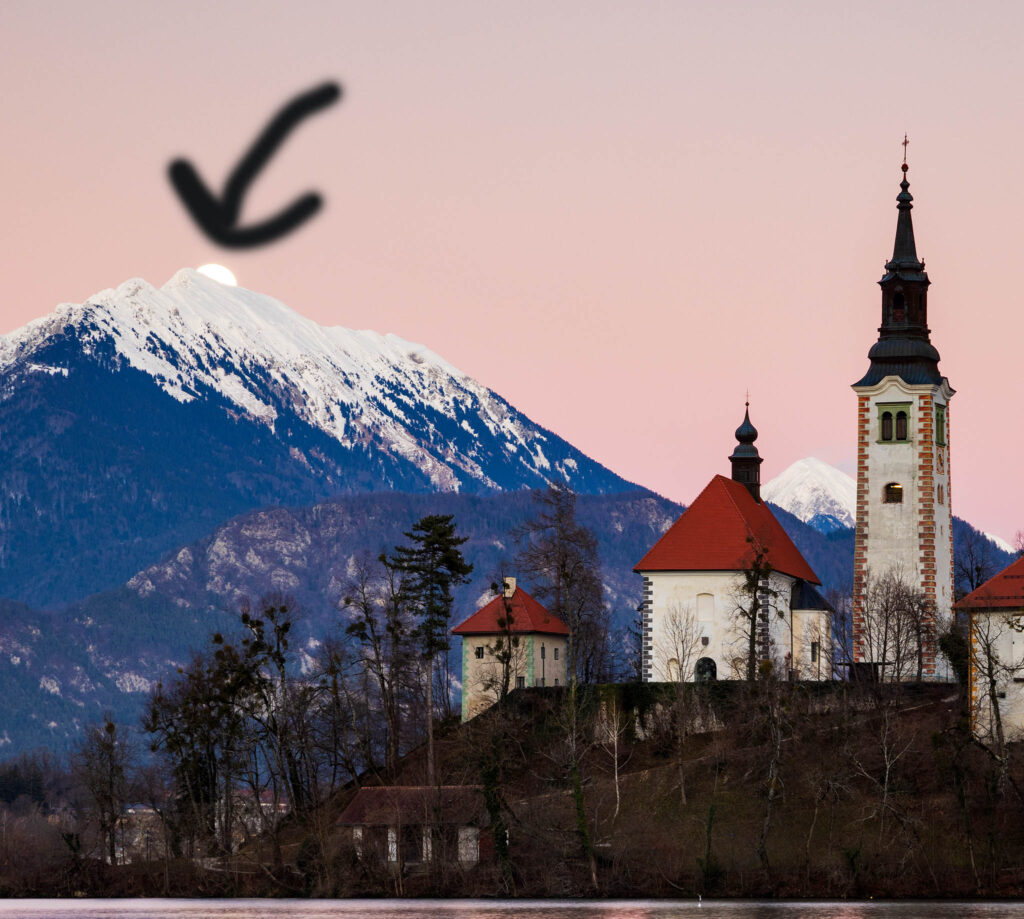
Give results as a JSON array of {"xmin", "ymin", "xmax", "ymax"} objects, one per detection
[
  {"xmin": 763, "ymin": 457, "xmax": 856, "ymax": 530},
  {"xmin": 1, "ymin": 269, "xmax": 626, "ymax": 496}
]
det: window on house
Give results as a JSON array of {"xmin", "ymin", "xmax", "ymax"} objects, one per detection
[
  {"xmin": 811, "ymin": 642, "xmax": 820, "ymax": 663},
  {"xmin": 937, "ymin": 484, "xmax": 945, "ymax": 505},
  {"xmin": 515, "ymin": 676, "xmax": 525, "ymax": 690},
  {"xmin": 895, "ymin": 411, "xmax": 908, "ymax": 441},
  {"xmin": 881, "ymin": 412, "xmax": 893, "ymax": 441},
  {"xmin": 883, "ymin": 483, "xmax": 904, "ymax": 504},
  {"xmin": 554, "ymin": 678, "xmax": 559, "ymax": 686},
  {"xmin": 936, "ymin": 405, "xmax": 946, "ymax": 446},
  {"xmin": 554, "ymin": 647, "xmax": 559, "ymax": 660},
  {"xmin": 701, "ymin": 636, "xmax": 710, "ymax": 647},
  {"xmin": 474, "ymin": 646, "xmax": 484, "ymax": 659}
]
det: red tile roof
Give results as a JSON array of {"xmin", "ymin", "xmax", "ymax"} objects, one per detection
[
  {"xmin": 452, "ymin": 586, "xmax": 569, "ymax": 636},
  {"xmin": 955, "ymin": 555, "xmax": 1024, "ymax": 610},
  {"xmin": 634, "ymin": 475, "xmax": 820, "ymax": 584}
]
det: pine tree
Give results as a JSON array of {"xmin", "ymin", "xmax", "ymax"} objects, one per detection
[{"xmin": 391, "ymin": 514, "xmax": 473, "ymax": 786}]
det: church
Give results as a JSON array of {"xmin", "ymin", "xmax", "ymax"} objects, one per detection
[
  {"xmin": 851, "ymin": 159, "xmax": 955, "ymax": 678},
  {"xmin": 634, "ymin": 408, "xmax": 832, "ymax": 682},
  {"xmin": 634, "ymin": 154, "xmax": 958, "ymax": 685}
]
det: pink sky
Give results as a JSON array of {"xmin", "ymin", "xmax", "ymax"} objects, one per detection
[{"xmin": 2, "ymin": 2, "xmax": 1022, "ymax": 541}]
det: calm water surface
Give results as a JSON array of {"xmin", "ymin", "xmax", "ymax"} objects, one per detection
[{"xmin": 0, "ymin": 901, "xmax": 1023, "ymax": 919}]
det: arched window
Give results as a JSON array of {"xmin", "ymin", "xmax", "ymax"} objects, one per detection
[
  {"xmin": 666, "ymin": 658, "xmax": 680, "ymax": 682},
  {"xmin": 892, "ymin": 291, "xmax": 906, "ymax": 322},
  {"xmin": 883, "ymin": 483, "xmax": 904, "ymax": 504},
  {"xmin": 881, "ymin": 411, "xmax": 893, "ymax": 441},
  {"xmin": 695, "ymin": 657, "xmax": 717, "ymax": 683},
  {"xmin": 895, "ymin": 411, "xmax": 908, "ymax": 441}
]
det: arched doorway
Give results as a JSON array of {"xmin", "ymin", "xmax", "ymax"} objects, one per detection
[{"xmin": 695, "ymin": 657, "xmax": 717, "ymax": 683}]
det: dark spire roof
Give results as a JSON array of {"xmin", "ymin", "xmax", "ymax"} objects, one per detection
[
  {"xmin": 853, "ymin": 159, "xmax": 947, "ymax": 388},
  {"xmin": 882, "ymin": 164, "xmax": 928, "ymax": 284},
  {"xmin": 729, "ymin": 402, "xmax": 763, "ymax": 500},
  {"xmin": 734, "ymin": 404, "xmax": 758, "ymax": 447}
]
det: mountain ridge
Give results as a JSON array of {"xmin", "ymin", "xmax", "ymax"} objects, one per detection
[{"xmin": 0, "ymin": 270, "xmax": 633, "ymax": 607}]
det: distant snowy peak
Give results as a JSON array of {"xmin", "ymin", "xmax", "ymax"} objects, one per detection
[
  {"xmin": 763, "ymin": 457, "xmax": 856, "ymax": 530},
  {"xmin": 0, "ymin": 269, "xmax": 626, "ymax": 494}
]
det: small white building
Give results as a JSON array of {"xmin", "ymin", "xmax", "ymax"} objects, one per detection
[
  {"xmin": 453, "ymin": 578, "xmax": 568, "ymax": 721},
  {"xmin": 634, "ymin": 407, "xmax": 832, "ymax": 682},
  {"xmin": 956, "ymin": 555, "xmax": 1024, "ymax": 740}
]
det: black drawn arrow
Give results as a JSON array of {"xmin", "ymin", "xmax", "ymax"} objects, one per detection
[{"xmin": 169, "ymin": 81, "xmax": 342, "ymax": 248}]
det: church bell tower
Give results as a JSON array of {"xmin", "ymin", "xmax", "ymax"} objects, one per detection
[{"xmin": 851, "ymin": 155, "xmax": 955, "ymax": 678}]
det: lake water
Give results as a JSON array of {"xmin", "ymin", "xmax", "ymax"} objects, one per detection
[{"xmin": 1, "ymin": 901, "xmax": 1023, "ymax": 919}]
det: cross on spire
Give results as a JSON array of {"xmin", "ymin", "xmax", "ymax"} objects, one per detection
[{"xmin": 902, "ymin": 134, "xmax": 909, "ymax": 167}]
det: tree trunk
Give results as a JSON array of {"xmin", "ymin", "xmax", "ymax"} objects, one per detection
[{"xmin": 425, "ymin": 659, "xmax": 436, "ymax": 787}]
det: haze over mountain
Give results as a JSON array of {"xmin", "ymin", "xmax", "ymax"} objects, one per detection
[{"xmin": 0, "ymin": 270, "xmax": 631, "ymax": 607}]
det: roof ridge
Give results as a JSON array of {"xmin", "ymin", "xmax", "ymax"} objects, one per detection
[{"xmin": 717, "ymin": 475, "xmax": 764, "ymax": 559}]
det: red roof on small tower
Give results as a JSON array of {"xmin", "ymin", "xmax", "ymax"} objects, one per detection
[
  {"xmin": 452, "ymin": 585, "xmax": 569, "ymax": 636},
  {"xmin": 955, "ymin": 556, "xmax": 1024, "ymax": 611},
  {"xmin": 634, "ymin": 474, "xmax": 820, "ymax": 584}
]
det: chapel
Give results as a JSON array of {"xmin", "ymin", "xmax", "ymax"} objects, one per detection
[{"xmin": 634, "ymin": 408, "xmax": 832, "ymax": 682}]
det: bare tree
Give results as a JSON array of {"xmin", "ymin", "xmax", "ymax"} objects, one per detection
[
  {"xmin": 956, "ymin": 526, "xmax": 1001, "ymax": 599},
  {"xmin": 655, "ymin": 602, "xmax": 703, "ymax": 683},
  {"xmin": 73, "ymin": 718, "xmax": 132, "ymax": 864},
  {"xmin": 968, "ymin": 611, "xmax": 1024, "ymax": 790},
  {"xmin": 342, "ymin": 553, "xmax": 413, "ymax": 778},
  {"xmin": 858, "ymin": 567, "xmax": 932, "ymax": 682},
  {"xmin": 514, "ymin": 484, "xmax": 610, "ymax": 683},
  {"xmin": 480, "ymin": 577, "xmax": 527, "ymax": 702},
  {"xmin": 731, "ymin": 543, "xmax": 776, "ymax": 681}
]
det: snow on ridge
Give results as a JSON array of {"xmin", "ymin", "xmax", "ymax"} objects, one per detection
[
  {"xmin": 0, "ymin": 269, "xmax": 561, "ymax": 489},
  {"xmin": 985, "ymin": 532, "xmax": 1015, "ymax": 555},
  {"xmin": 763, "ymin": 457, "xmax": 856, "ymax": 527}
]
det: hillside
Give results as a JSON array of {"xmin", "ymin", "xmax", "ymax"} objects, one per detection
[{"xmin": 341, "ymin": 681, "xmax": 1023, "ymax": 898}]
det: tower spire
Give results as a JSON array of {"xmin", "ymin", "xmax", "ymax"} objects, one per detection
[
  {"xmin": 729, "ymin": 400, "xmax": 763, "ymax": 501},
  {"xmin": 853, "ymin": 153, "xmax": 941, "ymax": 388},
  {"xmin": 888, "ymin": 147, "xmax": 922, "ymax": 272}
]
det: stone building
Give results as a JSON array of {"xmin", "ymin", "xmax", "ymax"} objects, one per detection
[
  {"xmin": 337, "ymin": 786, "xmax": 489, "ymax": 870},
  {"xmin": 452, "ymin": 578, "xmax": 568, "ymax": 721},
  {"xmin": 955, "ymin": 555, "xmax": 1024, "ymax": 739},
  {"xmin": 634, "ymin": 409, "xmax": 832, "ymax": 682},
  {"xmin": 851, "ymin": 160, "xmax": 955, "ymax": 678}
]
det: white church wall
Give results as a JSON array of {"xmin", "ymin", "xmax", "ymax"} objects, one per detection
[{"xmin": 646, "ymin": 569, "xmax": 811, "ymax": 681}]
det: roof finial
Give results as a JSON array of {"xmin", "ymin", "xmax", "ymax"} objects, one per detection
[{"xmin": 902, "ymin": 133, "xmax": 909, "ymax": 171}]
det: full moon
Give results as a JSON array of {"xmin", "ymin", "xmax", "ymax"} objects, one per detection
[{"xmin": 197, "ymin": 263, "xmax": 238, "ymax": 286}]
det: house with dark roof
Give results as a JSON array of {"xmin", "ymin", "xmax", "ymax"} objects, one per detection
[
  {"xmin": 337, "ymin": 786, "xmax": 490, "ymax": 870},
  {"xmin": 955, "ymin": 555, "xmax": 1024, "ymax": 739},
  {"xmin": 635, "ymin": 407, "xmax": 832, "ymax": 682},
  {"xmin": 452, "ymin": 578, "xmax": 568, "ymax": 720}
]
